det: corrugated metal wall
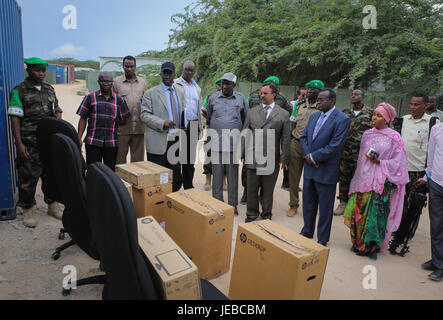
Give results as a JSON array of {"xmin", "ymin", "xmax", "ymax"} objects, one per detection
[{"xmin": 0, "ymin": 0, "xmax": 24, "ymax": 219}]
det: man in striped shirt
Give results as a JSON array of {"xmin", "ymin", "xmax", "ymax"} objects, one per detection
[{"xmin": 77, "ymin": 72, "xmax": 130, "ymax": 171}]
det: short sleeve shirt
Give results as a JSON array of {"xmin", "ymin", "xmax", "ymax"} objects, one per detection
[
  {"xmin": 77, "ymin": 91, "xmax": 130, "ymax": 147},
  {"xmin": 112, "ymin": 75, "xmax": 147, "ymax": 135}
]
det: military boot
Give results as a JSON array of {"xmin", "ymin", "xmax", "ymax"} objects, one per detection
[
  {"xmin": 23, "ymin": 206, "xmax": 37, "ymax": 228},
  {"xmin": 48, "ymin": 202, "xmax": 63, "ymax": 220},
  {"xmin": 204, "ymin": 174, "xmax": 211, "ymax": 191}
]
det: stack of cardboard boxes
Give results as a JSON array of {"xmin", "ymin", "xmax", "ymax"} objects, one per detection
[
  {"xmin": 116, "ymin": 161, "xmax": 330, "ymax": 300},
  {"xmin": 116, "ymin": 161, "xmax": 172, "ymax": 222}
]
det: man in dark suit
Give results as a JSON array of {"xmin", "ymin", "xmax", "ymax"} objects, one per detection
[
  {"xmin": 300, "ymin": 89, "xmax": 350, "ymax": 246},
  {"xmin": 242, "ymin": 83, "xmax": 291, "ymax": 222},
  {"xmin": 140, "ymin": 61, "xmax": 186, "ymax": 192}
]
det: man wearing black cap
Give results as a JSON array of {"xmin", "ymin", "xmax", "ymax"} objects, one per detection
[
  {"xmin": 8, "ymin": 57, "xmax": 64, "ymax": 228},
  {"xmin": 140, "ymin": 62, "xmax": 186, "ymax": 191}
]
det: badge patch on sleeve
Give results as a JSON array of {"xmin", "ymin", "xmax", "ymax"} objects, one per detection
[{"xmin": 8, "ymin": 89, "xmax": 24, "ymax": 117}]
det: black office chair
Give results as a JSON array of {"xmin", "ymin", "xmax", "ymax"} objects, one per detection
[
  {"xmin": 37, "ymin": 117, "xmax": 80, "ymax": 203},
  {"xmin": 86, "ymin": 162, "xmax": 228, "ymax": 300},
  {"xmin": 51, "ymin": 133, "xmax": 105, "ymax": 295},
  {"xmin": 36, "ymin": 118, "xmax": 82, "ymax": 245}
]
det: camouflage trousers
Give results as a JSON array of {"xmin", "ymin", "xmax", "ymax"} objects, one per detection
[
  {"xmin": 16, "ymin": 144, "xmax": 53, "ymax": 209},
  {"xmin": 338, "ymin": 156, "xmax": 358, "ymax": 202}
]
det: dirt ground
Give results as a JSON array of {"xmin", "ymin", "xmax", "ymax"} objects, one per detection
[{"xmin": 0, "ymin": 80, "xmax": 441, "ymax": 300}]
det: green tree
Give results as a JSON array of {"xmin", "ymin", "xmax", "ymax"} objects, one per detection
[{"xmin": 168, "ymin": 0, "xmax": 442, "ymax": 94}]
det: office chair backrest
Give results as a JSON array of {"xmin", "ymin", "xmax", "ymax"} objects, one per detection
[
  {"xmin": 51, "ymin": 133, "xmax": 98, "ymax": 260},
  {"xmin": 86, "ymin": 163, "xmax": 159, "ymax": 300},
  {"xmin": 37, "ymin": 118, "xmax": 83, "ymax": 202}
]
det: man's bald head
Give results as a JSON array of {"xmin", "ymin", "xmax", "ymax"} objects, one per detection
[
  {"xmin": 182, "ymin": 60, "xmax": 196, "ymax": 83},
  {"xmin": 98, "ymin": 72, "xmax": 113, "ymax": 93}
]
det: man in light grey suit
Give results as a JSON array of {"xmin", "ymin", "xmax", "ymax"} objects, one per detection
[
  {"xmin": 140, "ymin": 61, "xmax": 185, "ymax": 192},
  {"xmin": 174, "ymin": 61, "xmax": 203, "ymax": 189},
  {"xmin": 242, "ymin": 83, "xmax": 291, "ymax": 222}
]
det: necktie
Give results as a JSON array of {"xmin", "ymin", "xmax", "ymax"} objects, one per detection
[
  {"xmin": 264, "ymin": 105, "xmax": 271, "ymax": 119},
  {"xmin": 313, "ymin": 113, "xmax": 326, "ymax": 139},
  {"xmin": 169, "ymin": 87, "xmax": 179, "ymax": 127}
]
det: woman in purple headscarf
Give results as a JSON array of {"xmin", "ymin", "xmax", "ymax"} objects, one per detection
[{"xmin": 344, "ymin": 102, "xmax": 409, "ymax": 260}]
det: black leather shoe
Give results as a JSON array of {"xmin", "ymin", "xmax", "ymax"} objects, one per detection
[
  {"xmin": 260, "ymin": 213, "xmax": 272, "ymax": 220},
  {"xmin": 245, "ymin": 216, "xmax": 257, "ymax": 223},
  {"xmin": 428, "ymin": 269, "xmax": 443, "ymax": 281},
  {"xmin": 422, "ymin": 260, "xmax": 437, "ymax": 271},
  {"xmin": 318, "ymin": 241, "xmax": 328, "ymax": 247}
]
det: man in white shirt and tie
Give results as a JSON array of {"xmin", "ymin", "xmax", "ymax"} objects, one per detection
[{"xmin": 242, "ymin": 83, "xmax": 291, "ymax": 223}]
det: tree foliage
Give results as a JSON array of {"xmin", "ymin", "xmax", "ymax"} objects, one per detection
[
  {"xmin": 167, "ymin": 0, "xmax": 442, "ymax": 93},
  {"xmin": 46, "ymin": 57, "xmax": 99, "ymax": 70}
]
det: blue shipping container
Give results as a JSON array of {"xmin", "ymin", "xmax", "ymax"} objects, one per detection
[
  {"xmin": 56, "ymin": 65, "xmax": 64, "ymax": 84},
  {"xmin": 0, "ymin": 0, "xmax": 24, "ymax": 220}
]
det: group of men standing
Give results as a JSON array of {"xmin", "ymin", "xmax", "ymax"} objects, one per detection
[{"xmin": 7, "ymin": 57, "xmax": 443, "ymax": 281}]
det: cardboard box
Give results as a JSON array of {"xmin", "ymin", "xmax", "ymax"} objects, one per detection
[
  {"xmin": 228, "ymin": 220, "xmax": 329, "ymax": 300},
  {"xmin": 120, "ymin": 179, "xmax": 133, "ymax": 200},
  {"xmin": 137, "ymin": 216, "xmax": 202, "ymax": 300},
  {"xmin": 132, "ymin": 183, "xmax": 172, "ymax": 221},
  {"xmin": 164, "ymin": 189, "xmax": 235, "ymax": 280},
  {"xmin": 116, "ymin": 161, "xmax": 172, "ymax": 189}
]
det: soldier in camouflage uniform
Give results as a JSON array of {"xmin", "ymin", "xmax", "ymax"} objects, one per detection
[
  {"xmin": 334, "ymin": 89, "xmax": 373, "ymax": 216},
  {"xmin": 287, "ymin": 80, "xmax": 324, "ymax": 217},
  {"xmin": 8, "ymin": 58, "xmax": 63, "ymax": 228}
]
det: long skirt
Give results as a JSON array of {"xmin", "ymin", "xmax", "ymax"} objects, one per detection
[{"xmin": 344, "ymin": 181, "xmax": 397, "ymax": 255}]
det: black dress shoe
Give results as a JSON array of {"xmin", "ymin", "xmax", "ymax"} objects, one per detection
[
  {"xmin": 318, "ymin": 241, "xmax": 327, "ymax": 247},
  {"xmin": 260, "ymin": 213, "xmax": 272, "ymax": 220},
  {"xmin": 428, "ymin": 269, "xmax": 443, "ymax": 281},
  {"xmin": 245, "ymin": 216, "xmax": 257, "ymax": 223},
  {"xmin": 422, "ymin": 260, "xmax": 437, "ymax": 271}
]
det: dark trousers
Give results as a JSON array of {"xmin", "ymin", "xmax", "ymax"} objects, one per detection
[
  {"xmin": 181, "ymin": 124, "xmax": 198, "ymax": 190},
  {"xmin": 246, "ymin": 166, "xmax": 279, "ymax": 219},
  {"xmin": 147, "ymin": 140, "xmax": 182, "ymax": 192},
  {"xmin": 301, "ymin": 178, "xmax": 337, "ymax": 244},
  {"xmin": 390, "ymin": 171, "xmax": 428, "ymax": 249},
  {"xmin": 429, "ymin": 179, "xmax": 443, "ymax": 269},
  {"xmin": 85, "ymin": 144, "xmax": 118, "ymax": 171}
]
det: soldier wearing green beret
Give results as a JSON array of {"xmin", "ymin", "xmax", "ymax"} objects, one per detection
[
  {"xmin": 287, "ymin": 80, "xmax": 324, "ymax": 217},
  {"xmin": 8, "ymin": 57, "xmax": 64, "ymax": 228}
]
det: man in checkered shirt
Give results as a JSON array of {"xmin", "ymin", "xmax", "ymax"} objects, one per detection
[{"xmin": 77, "ymin": 72, "xmax": 130, "ymax": 171}]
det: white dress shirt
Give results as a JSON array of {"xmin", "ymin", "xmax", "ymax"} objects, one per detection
[
  {"xmin": 262, "ymin": 102, "xmax": 275, "ymax": 119},
  {"xmin": 423, "ymin": 123, "xmax": 443, "ymax": 187}
]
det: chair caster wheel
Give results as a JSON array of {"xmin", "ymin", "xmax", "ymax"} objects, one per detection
[
  {"xmin": 62, "ymin": 288, "xmax": 71, "ymax": 296},
  {"xmin": 52, "ymin": 252, "xmax": 60, "ymax": 260}
]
